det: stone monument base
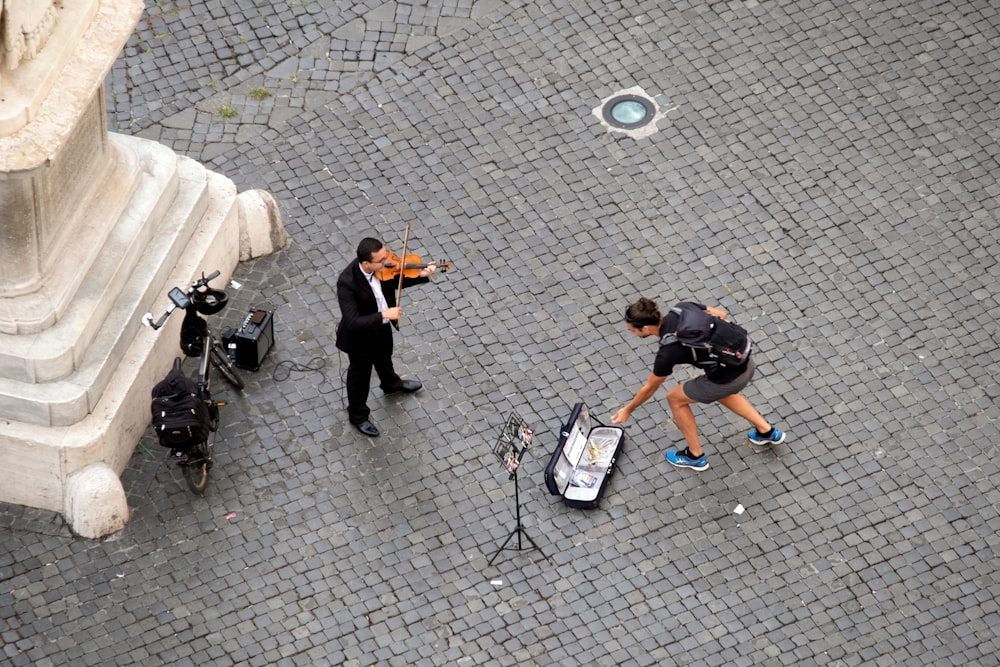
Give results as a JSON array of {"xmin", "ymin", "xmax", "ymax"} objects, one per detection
[{"xmin": 0, "ymin": 133, "xmax": 285, "ymax": 538}]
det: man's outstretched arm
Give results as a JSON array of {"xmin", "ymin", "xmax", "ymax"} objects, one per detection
[{"xmin": 612, "ymin": 372, "xmax": 667, "ymax": 424}]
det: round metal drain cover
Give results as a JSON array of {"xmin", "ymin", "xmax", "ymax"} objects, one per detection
[{"xmin": 602, "ymin": 95, "xmax": 654, "ymax": 129}]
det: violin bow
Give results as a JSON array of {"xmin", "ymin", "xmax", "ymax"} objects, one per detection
[{"xmin": 394, "ymin": 222, "xmax": 411, "ymax": 329}]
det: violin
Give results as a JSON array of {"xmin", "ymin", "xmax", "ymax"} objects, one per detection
[{"xmin": 374, "ymin": 250, "xmax": 453, "ymax": 281}]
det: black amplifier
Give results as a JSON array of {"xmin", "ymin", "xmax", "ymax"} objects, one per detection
[{"xmin": 229, "ymin": 308, "xmax": 274, "ymax": 371}]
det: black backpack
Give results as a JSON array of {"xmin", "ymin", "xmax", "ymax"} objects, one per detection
[
  {"xmin": 661, "ymin": 302, "xmax": 751, "ymax": 368},
  {"xmin": 150, "ymin": 366, "xmax": 213, "ymax": 449}
]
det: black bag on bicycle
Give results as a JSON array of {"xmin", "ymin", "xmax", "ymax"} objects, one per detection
[
  {"xmin": 151, "ymin": 366, "xmax": 212, "ymax": 449},
  {"xmin": 180, "ymin": 308, "xmax": 208, "ymax": 357}
]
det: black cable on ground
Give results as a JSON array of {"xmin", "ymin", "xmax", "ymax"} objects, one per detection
[{"xmin": 271, "ymin": 357, "xmax": 338, "ymax": 395}]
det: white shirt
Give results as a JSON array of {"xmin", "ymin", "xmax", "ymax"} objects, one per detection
[{"xmin": 363, "ymin": 269, "xmax": 389, "ymax": 323}]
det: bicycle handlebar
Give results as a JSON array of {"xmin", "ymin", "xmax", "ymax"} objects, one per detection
[
  {"xmin": 192, "ymin": 270, "xmax": 221, "ymax": 289},
  {"xmin": 141, "ymin": 270, "xmax": 223, "ymax": 330}
]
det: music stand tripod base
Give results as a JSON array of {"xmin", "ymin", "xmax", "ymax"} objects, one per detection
[{"xmin": 488, "ymin": 468, "xmax": 545, "ymax": 565}]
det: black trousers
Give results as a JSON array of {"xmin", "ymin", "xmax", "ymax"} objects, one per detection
[{"xmin": 344, "ymin": 323, "xmax": 401, "ymax": 424}]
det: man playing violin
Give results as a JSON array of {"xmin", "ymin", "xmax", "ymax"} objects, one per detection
[{"xmin": 336, "ymin": 237, "xmax": 437, "ymax": 437}]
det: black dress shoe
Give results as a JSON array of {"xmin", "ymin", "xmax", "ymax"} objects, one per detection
[
  {"xmin": 383, "ymin": 378, "xmax": 422, "ymax": 394},
  {"xmin": 352, "ymin": 420, "xmax": 380, "ymax": 437}
]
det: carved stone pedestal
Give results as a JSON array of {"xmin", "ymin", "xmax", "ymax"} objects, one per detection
[{"xmin": 0, "ymin": 0, "xmax": 286, "ymax": 537}]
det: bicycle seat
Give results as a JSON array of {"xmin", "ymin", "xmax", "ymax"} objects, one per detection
[{"xmin": 192, "ymin": 288, "xmax": 228, "ymax": 314}]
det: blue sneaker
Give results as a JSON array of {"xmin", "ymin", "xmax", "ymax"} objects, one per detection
[
  {"xmin": 665, "ymin": 448, "xmax": 709, "ymax": 471},
  {"xmin": 748, "ymin": 427, "xmax": 785, "ymax": 446}
]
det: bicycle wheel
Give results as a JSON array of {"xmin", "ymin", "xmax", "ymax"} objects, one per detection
[
  {"xmin": 182, "ymin": 441, "xmax": 211, "ymax": 495},
  {"xmin": 211, "ymin": 343, "xmax": 245, "ymax": 390}
]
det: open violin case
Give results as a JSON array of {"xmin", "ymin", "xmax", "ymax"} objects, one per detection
[{"xmin": 544, "ymin": 402, "xmax": 625, "ymax": 509}]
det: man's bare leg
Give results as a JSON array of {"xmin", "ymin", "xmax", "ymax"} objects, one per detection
[
  {"xmin": 718, "ymin": 393, "xmax": 770, "ymax": 433},
  {"xmin": 667, "ymin": 384, "xmax": 703, "ymax": 457}
]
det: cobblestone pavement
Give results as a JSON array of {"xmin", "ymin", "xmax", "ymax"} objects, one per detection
[{"xmin": 3, "ymin": 0, "xmax": 999, "ymax": 665}]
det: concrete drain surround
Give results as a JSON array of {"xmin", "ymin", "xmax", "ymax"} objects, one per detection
[{"xmin": 593, "ymin": 87, "xmax": 667, "ymax": 139}]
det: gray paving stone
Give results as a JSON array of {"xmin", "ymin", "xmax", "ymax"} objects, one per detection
[{"xmin": 5, "ymin": 0, "xmax": 1000, "ymax": 664}]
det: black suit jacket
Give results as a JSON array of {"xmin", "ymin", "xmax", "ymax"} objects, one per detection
[{"xmin": 335, "ymin": 258, "xmax": 429, "ymax": 353}]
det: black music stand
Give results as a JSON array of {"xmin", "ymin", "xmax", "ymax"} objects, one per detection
[{"xmin": 487, "ymin": 412, "xmax": 545, "ymax": 565}]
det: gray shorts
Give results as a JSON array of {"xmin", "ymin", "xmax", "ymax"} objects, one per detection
[{"xmin": 683, "ymin": 358, "xmax": 756, "ymax": 403}]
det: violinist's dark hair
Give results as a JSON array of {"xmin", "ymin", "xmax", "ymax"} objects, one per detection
[
  {"xmin": 357, "ymin": 237, "xmax": 383, "ymax": 262},
  {"xmin": 625, "ymin": 297, "xmax": 661, "ymax": 327}
]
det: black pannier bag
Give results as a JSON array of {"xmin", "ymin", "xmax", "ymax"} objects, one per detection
[
  {"xmin": 180, "ymin": 308, "xmax": 208, "ymax": 357},
  {"xmin": 150, "ymin": 365, "xmax": 212, "ymax": 450}
]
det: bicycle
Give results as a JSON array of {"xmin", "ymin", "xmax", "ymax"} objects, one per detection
[{"xmin": 143, "ymin": 270, "xmax": 244, "ymax": 493}]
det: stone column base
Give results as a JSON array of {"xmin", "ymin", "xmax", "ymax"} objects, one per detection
[{"xmin": 0, "ymin": 134, "xmax": 285, "ymax": 537}]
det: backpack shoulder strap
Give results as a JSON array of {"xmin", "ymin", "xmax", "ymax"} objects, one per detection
[
  {"xmin": 671, "ymin": 302, "xmax": 713, "ymax": 346},
  {"xmin": 662, "ymin": 303, "xmax": 698, "ymax": 345}
]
